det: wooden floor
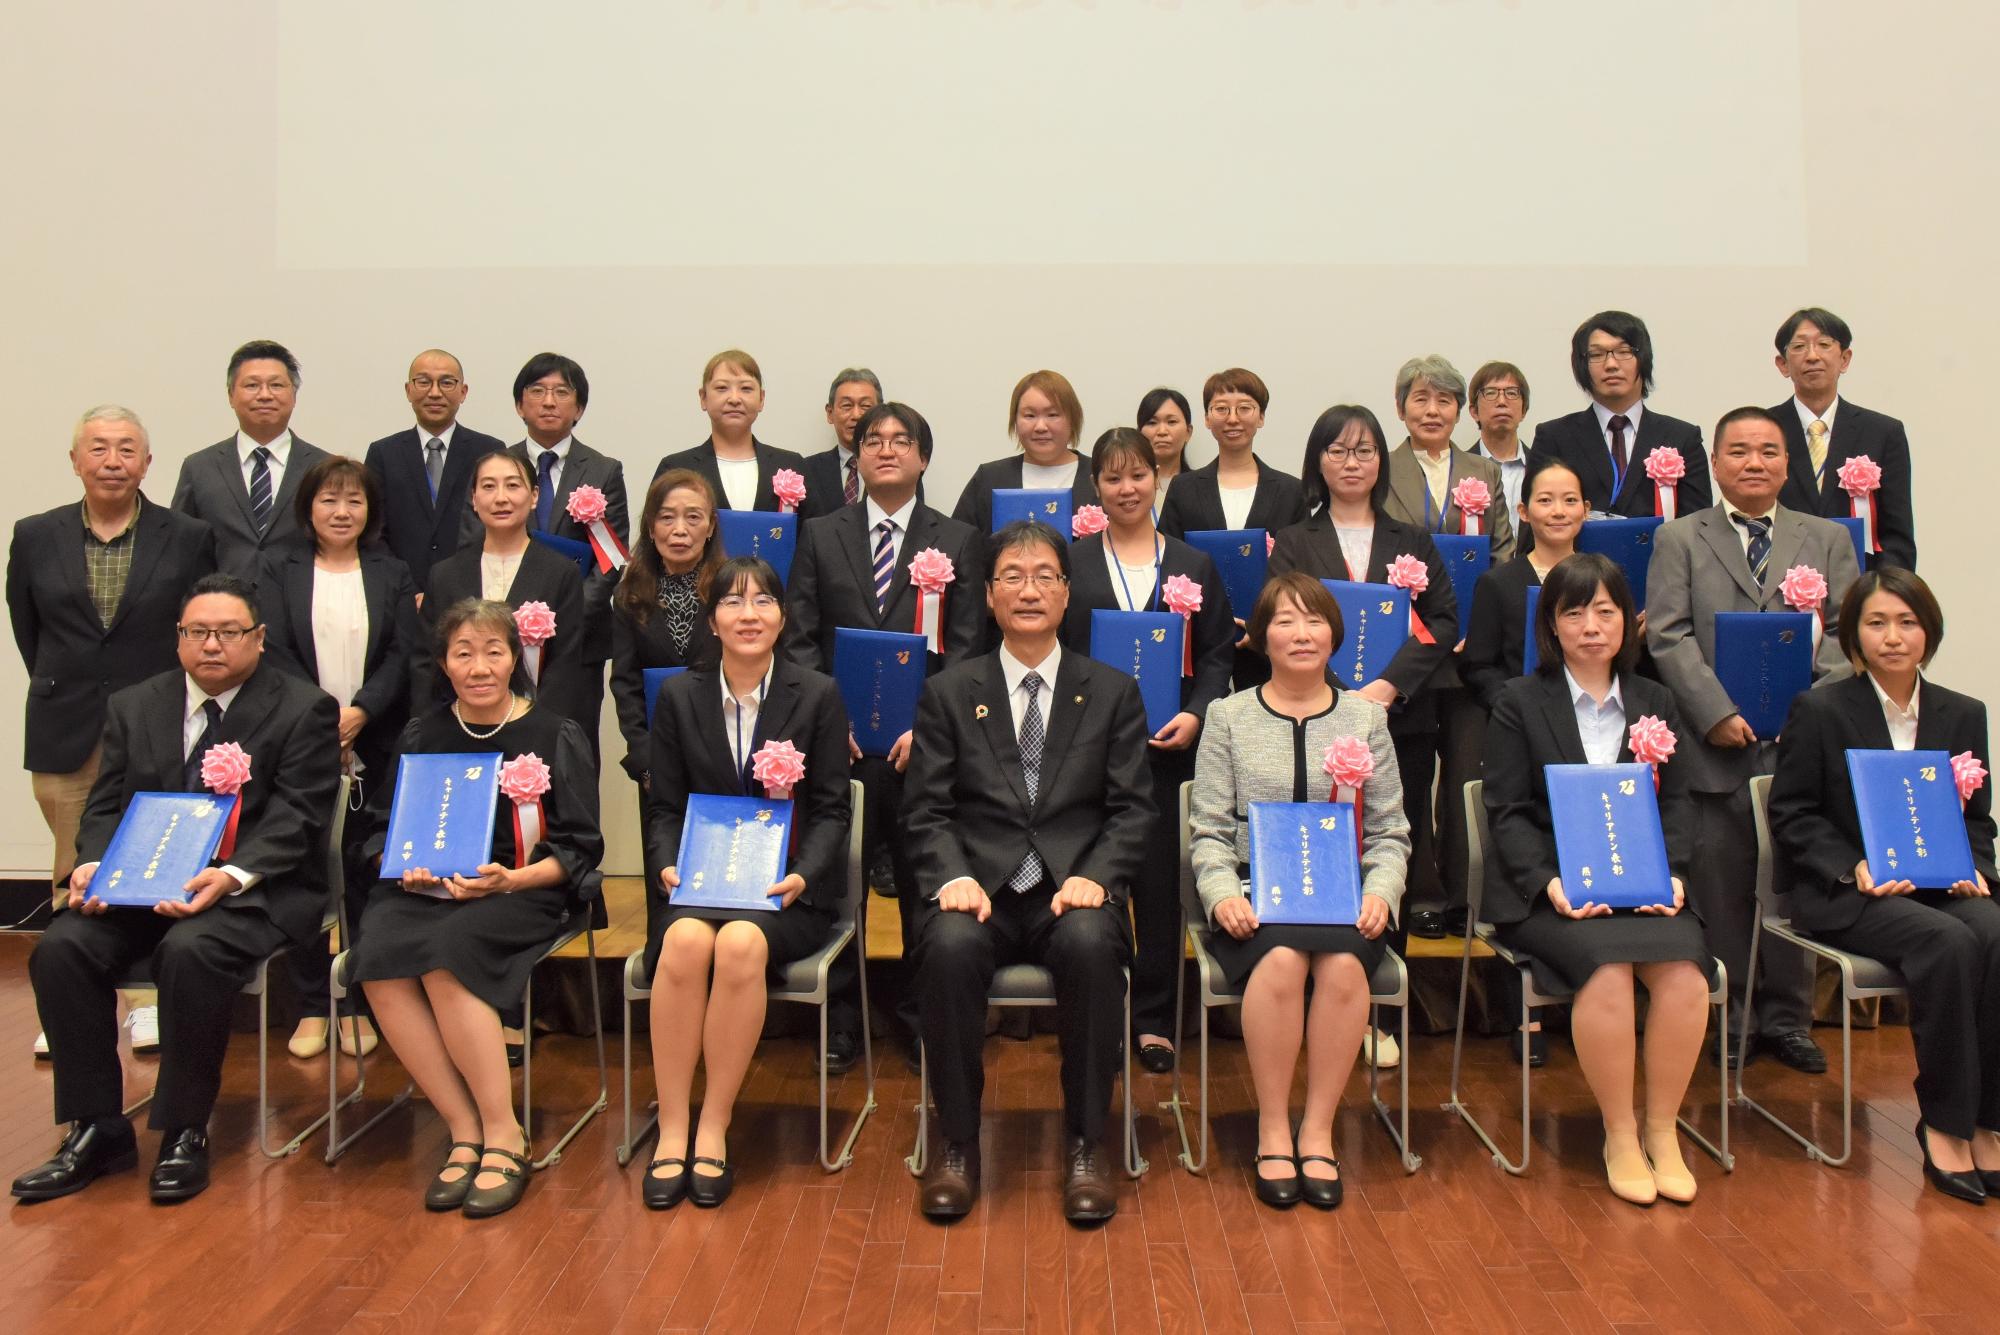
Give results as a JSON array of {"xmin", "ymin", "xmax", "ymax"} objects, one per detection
[{"xmin": 5, "ymin": 931, "xmax": 2000, "ymax": 1335}]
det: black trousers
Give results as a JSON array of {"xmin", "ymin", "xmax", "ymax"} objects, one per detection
[
  {"xmin": 1689, "ymin": 787, "xmax": 1811, "ymax": 1038},
  {"xmin": 1424, "ymin": 686, "xmax": 1486, "ymax": 918},
  {"xmin": 911, "ymin": 884, "xmax": 1131, "ymax": 1144},
  {"xmin": 32, "ymin": 904, "xmax": 287, "ymax": 1129},
  {"xmin": 829, "ymin": 755, "xmax": 907, "ymax": 1041},
  {"xmin": 1818, "ymin": 893, "xmax": 2000, "ymax": 1141},
  {"xmin": 1390, "ymin": 723, "xmax": 1438, "ymax": 951},
  {"xmin": 1133, "ymin": 746, "xmax": 1195, "ymax": 1039}
]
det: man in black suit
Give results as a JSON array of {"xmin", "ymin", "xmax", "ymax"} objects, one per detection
[
  {"xmin": 902, "ymin": 521, "xmax": 1152, "ymax": 1224},
  {"xmin": 785, "ymin": 402, "xmax": 985, "ymax": 1071},
  {"xmin": 1528, "ymin": 312, "xmax": 1710, "ymax": 533},
  {"xmin": 11, "ymin": 574, "xmax": 341, "ymax": 1204},
  {"xmin": 507, "ymin": 352, "xmax": 629, "ymax": 757},
  {"xmin": 171, "ymin": 340, "xmax": 330, "ymax": 579},
  {"xmin": 1768, "ymin": 307, "xmax": 1917, "ymax": 572},
  {"xmin": 794, "ymin": 368, "xmax": 881, "ymax": 523},
  {"xmin": 363, "ymin": 349, "xmax": 506, "ymax": 588}
]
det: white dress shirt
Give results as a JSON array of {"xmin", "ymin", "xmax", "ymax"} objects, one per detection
[
  {"xmin": 1565, "ymin": 669, "xmax": 1627, "ymax": 766},
  {"xmin": 1473, "ymin": 439, "xmax": 1529, "ymax": 518},
  {"xmin": 422, "ymin": 421, "xmax": 459, "ymax": 452},
  {"xmin": 1102, "ymin": 536, "xmax": 1160, "ymax": 611},
  {"xmin": 235, "ymin": 430, "xmax": 293, "ymax": 497},
  {"xmin": 997, "ymin": 641, "xmax": 1062, "ymax": 740},
  {"xmin": 528, "ymin": 435, "xmax": 572, "ymax": 500},
  {"xmin": 865, "ymin": 493, "xmax": 919, "ymax": 570},
  {"xmin": 1793, "ymin": 395, "xmax": 1841, "ymax": 476},
  {"xmin": 182, "ymin": 676, "xmax": 256, "ymax": 891},
  {"xmin": 720, "ymin": 662, "xmax": 777, "ymax": 779},
  {"xmin": 1592, "ymin": 400, "xmax": 1645, "ymax": 462},
  {"xmin": 1721, "ymin": 501, "xmax": 1779, "ymax": 559},
  {"xmin": 715, "ymin": 453, "xmax": 759, "ymax": 511},
  {"xmin": 310, "ymin": 566, "xmax": 369, "ymax": 709},
  {"xmin": 1869, "ymin": 672, "xmax": 1921, "ymax": 751}
]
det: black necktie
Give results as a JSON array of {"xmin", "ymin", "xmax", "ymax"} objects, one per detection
[
  {"xmin": 249, "ymin": 447, "xmax": 274, "ymax": 532},
  {"xmin": 184, "ymin": 699, "xmax": 223, "ymax": 792},
  {"xmin": 536, "ymin": 449, "xmax": 558, "ymax": 531},
  {"xmin": 1607, "ymin": 414, "xmax": 1630, "ymax": 483},
  {"xmin": 1732, "ymin": 512, "xmax": 1772, "ymax": 589}
]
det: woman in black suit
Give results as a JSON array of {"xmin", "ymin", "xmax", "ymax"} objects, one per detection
[
  {"xmin": 610, "ymin": 468, "xmax": 723, "ymax": 791},
  {"xmin": 1483, "ymin": 554, "xmax": 1710, "ymax": 1207},
  {"xmin": 1137, "ymin": 386, "xmax": 1194, "ymax": 516},
  {"xmin": 1769, "ymin": 568, "xmax": 2000, "ymax": 1203},
  {"xmin": 640, "ymin": 556, "xmax": 852, "ymax": 1209},
  {"xmin": 258, "ymin": 455, "xmax": 423, "ymax": 1061},
  {"xmin": 1461, "ymin": 455, "xmax": 1589, "ymax": 711},
  {"xmin": 1157, "ymin": 369, "xmax": 1309, "ymax": 540},
  {"xmin": 950, "ymin": 369, "xmax": 1099, "ymax": 535},
  {"xmin": 649, "ymin": 350, "xmax": 808, "ymax": 512},
  {"xmin": 1059, "ymin": 428, "xmax": 1235, "ymax": 1073}
]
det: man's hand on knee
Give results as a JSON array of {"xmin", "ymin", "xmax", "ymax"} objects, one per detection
[
  {"xmin": 938, "ymin": 879, "xmax": 992, "ymax": 922},
  {"xmin": 1051, "ymin": 877, "xmax": 1107, "ymax": 916}
]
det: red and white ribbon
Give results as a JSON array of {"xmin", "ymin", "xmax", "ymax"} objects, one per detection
[
  {"xmin": 563, "ymin": 485, "xmax": 629, "ymax": 573},
  {"xmin": 1450, "ymin": 477, "xmax": 1490, "ymax": 537},
  {"xmin": 1323, "ymin": 736, "xmax": 1373, "ymax": 856},
  {"xmin": 1644, "ymin": 447, "xmax": 1686, "ymax": 521},
  {"xmin": 200, "ymin": 742, "xmax": 253, "ymax": 861},
  {"xmin": 909, "ymin": 547, "xmax": 957, "ymax": 656},
  {"xmin": 1778, "ymin": 564, "xmax": 1829, "ymax": 654},
  {"xmin": 1385, "ymin": 553, "xmax": 1435, "ymax": 645},
  {"xmin": 1161, "ymin": 573, "xmax": 1202, "ymax": 677},
  {"xmin": 1837, "ymin": 454, "xmax": 1884, "ymax": 555},
  {"xmin": 498, "ymin": 754, "xmax": 552, "ymax": 868}
]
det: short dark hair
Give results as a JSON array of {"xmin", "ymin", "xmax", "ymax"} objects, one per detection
[
  {"xmin": 1712, "ymin": 405, "xmax": 1788, "ymax": 450},
  {"xmin": 1245, "ymin": 571, "xmax": 1344, "ymax": 659},
  {"xmin": 475, "ymin": 449, "xmax": 537, "ymax": 490},
  {"xmin": 1776, "ymin": 307, "xmax": 1853, "ymax": 354},
  {"xmin": 292, "ymin": 455, "xmax": 383, "ymax": 547},
  {"xmin": 1837, "ymin": 568, "xmax": 1944, "ymax": 670},
  {"xmin": 615, "ymin": 468, "xmax": 722, "ymax": 625},
  {"xmin": 854, "ymin": 401, "xmax": 934, "ymax": 463},
  {"xmin": 1569, "ymin": 311, "xmax": 1655, "ymax": 399},
  {"xmin": 704, "ymin": 555, "xmax": 786, "ymax": 619},
  {"xmin": 512, "ymin": 352, "xmax": 589, "ymax": 412},
  {"xmin": 1469, "ymin": 360, "xmax": 1531, "ymax": 414},
  {"xmin": 1202, "ymin": 368, "xmax": 1269, "ymax": 413},
  {"xmin": 433, "ymin": 597, "xmax": 520, "ymax": 668},
  {"xmin": 1300, "ymin": 405, "xmax": 1392, "ymax": 514},
  {"xmin": 988, "ymin": 520, "xmax": 1070, "ymax": 580},
  {"xmin": 1532, "ymin": 552, "xmax": 1640, "ymax": 677},
  {"xmin": 1522, "ymin": 450, "xmax": 1583, "ymax": 493},
  {"xmin": 181, "ymin": 572, "xmax": 260, "ymax": 626},
  {"xmin": 227, "ymin": 340, "xmax": 300, "ymax": 390},
  {"xmin": 1089, "ymin": 427, "xmax": 1157, "ymax": 480},
  {"xmin": 1136, "ymin": 387, "xmax": 1191, "ymax": 431}
]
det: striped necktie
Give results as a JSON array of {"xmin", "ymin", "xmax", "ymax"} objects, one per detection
[
  {"xmin": 872, "ymin": 520, "xmax": 895, "ymax": 616},
  {"xmin": 1007, "ymin": 671, "xmax": 1047, "ymax": 892},
  {"xmin": 1732, "ymin": 512, "xmax": 1772, "ymax": 589},
  {"xmin": 248, "ymin": 447, "xmax": 274, "ymax": 532},
  {"xmin": 844, "ymin": 453, "xmax": 860, "ymax": 506},
  {"xmin": 1806, "ymin": 418, "xmax": 1829, "ymax": 481}
]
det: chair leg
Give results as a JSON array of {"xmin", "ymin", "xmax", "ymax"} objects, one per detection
[
  {"xmin": 905, "ymin": 1041, "xmax": 929, "ymax": 1176},
  {"xmin": 323, "ymin": 967, "xmax": 412, "ymax": 1165},
  {"xmin": 1737, "ymin": 946, "xmax": 1860, "ymax": 1166},
  {"xmin": 1368, "ymin": 993, "xmax": 1422, "ymax": 1174},
  {"xmin": 1123, "ymin": 972, "xmax": 1148, "ymax": 1178},
  {"xmin": 817, "ymin": 982, "xmax": 877, "ymax": 1173},
  {"xmin": 531, "ymin": 928, "xmax": 610, "ymax": 1172},
  {"xmin": 1676, "ymin": 970, "xmax": 1735, "ymax": 1171},
  {"xmin": 617, "ymin": 978, "xmax": 659, "ymax": 1168},
  {"xmin": 1443, "ymin": 936, "xmax": 1535, "ymax": 1174}
]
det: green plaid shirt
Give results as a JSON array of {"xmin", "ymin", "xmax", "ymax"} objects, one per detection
[{"xmin": 81, "ymin": 497, "xmax": 141, "ymax": 628}]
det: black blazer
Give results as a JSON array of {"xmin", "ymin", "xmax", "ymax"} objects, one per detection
[
  {"xmin": 1769, "ymin": 675, "xmax": 1996, "ymax": 936},
  {"xmin": 1529, "ymin": 407, "xmax": 1711, "ymax": 522},
  {"xmin": 793, "ymin": 446, "xmax": 928, "ymax": 524},
  {"xmin": 1157, "ymin": 457, "xmax": 1309, "ymax": 539},
  {"xmin": 1058, "ymin": 533, "xmax": 1236, "ymax": 727},
  {"xmin": 255, "ymin": 547, "xmax": 424, "ymax": 776},
  {"xmin": 903, "ymin": 648, "xmax": 1153, "ymax": 904},
  {"xmin": 363, "ymin": 424, "xmax": 506, "ymax": 588},
  {"xmin": 1770, "ymin": 398, "xmax": 1917, "ymax": 572},
  {"xmin": 171, "ymin": 435, "xmax": 331, "ymax": 580},
  {"xmin": 608, "ymin": 597, "xmax": 721, "ymax": 784},
  {"xmin": 653, "ymin": 438, "xmax": 809, "ymax": 514},
  {"xmin": 1460, "ymin": 556, "xmax": 1542, "ymax": 711},
  {"xmin": 7, "ymin": 498, "xmax": 217, "ymax": 773},
  {"xmin": 508, "ymin": 438, "xmax": 628, "ymax": 664},
  {"xmin": 78, "ymin": 665, "xmax": 342, "ymax": 947},
  {"xmin": 949, "ymin": 454, "xmax": 1099, "ymax": 537},
  {"xmin": 421, "ymin": 540, "xmax": 588, "ymax": 727},
  {"xmin": 1481, "ymin": 671, "xmax": 1695, "ymax": 925},
  {"xmin": 1267, "ymin": 511, "xmax": 1460, "ymax": 731},
  {"xmin": 784, "ymin": 502, "xmax": 987, "ymax": 675},
  {"xmin": 642, "ymin": 660, "xmax": 853, "ymax": 916}
]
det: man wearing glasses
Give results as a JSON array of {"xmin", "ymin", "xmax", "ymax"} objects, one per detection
[
  {"xmin": 363, "ymin": 349, "xmax": 506, "ymax": 589},
  {"xmin": 1468, "ymin": 361, "xmax": 1533, "ymax": 520},
  {"xmin": 12, "ymin": 574, "xmax": 340, "ymax": 1204},
  {"xmin": 902, "ymin": 521, "xmax": 1153, "ymax": 1225}
]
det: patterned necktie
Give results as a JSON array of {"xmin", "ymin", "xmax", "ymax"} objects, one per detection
[
  {"xmin": 872, "ymin": 520, "xmax": 896, "ymax": 617},
  {"xmin": 424, "ymin": 438, "xmax": 446, "ymax": 497},
  {"xmin": 536, "ymin": 449, "xmax": 558, "ymax": 531},
  {"xmin": 1733, "ymin": 512, "xmax": 1772, "ymax": 589},
  {"xmin": 184, "ymin": 699, "xmax": 223, "ymax": 792},
  {"xmin": 248, "ymin": 447, "xmax": 274, "ymax": 532},
  {"xmin": 1607, "ymin": 414, "xmax": 1631, "ymax": 484},
  {"xmin": 1806, "ymin": 418, "xmax": 1829, "ymax": 481},
  {"xmin": 844, "ymin": 453, "xmax": 860, "ymax": 506},
  {"xmin": 1007, "ymin": 671, "xmax": 1047, "ymax": 892}
]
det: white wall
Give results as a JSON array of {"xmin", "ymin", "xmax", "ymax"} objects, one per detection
[{"xmin": 3, "ymin": 1, "xmax": 1994, "ymax": 875}]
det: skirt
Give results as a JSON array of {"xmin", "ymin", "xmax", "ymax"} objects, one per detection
[
  {"xmin": 347, "ymin": 882, "xmax": 576, "ymax": 1012},
  {"xmin": 643, "ymin": 902, "xmax": 834, "ymax": 982},
  {"xmin": 1207, "ymin": 923, "xmax": 1387, "ymax": 995},
  {"xmin": 1493, "ymin": 901, "xmax": 1710, "ymax": 996}
]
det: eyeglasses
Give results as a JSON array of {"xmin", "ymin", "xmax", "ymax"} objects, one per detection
[
  {"xmin": 1476, "ymin": 387, "xmax": 1524, "ymax": 404},
  {"xmin": 1323, "ymin": 445, "xmax": 1379, "ymax": 463},
  {"xmin": 177, "ymin": 625, "xmax": 255, "ymax": 644},
  {"xmin": 409, "ymin": 375, "xmax": 462, "ymax": 392},
  {"xmin": 521, "ymin": 384, "xmax": 576, "ymax": 402},
  {"xmin": 1786, "ymin": 337, "xmax": 1843, "ymax": 357},
  {"xmin": 859, "ymin": 434, "xmax": 917, "ymax": 454},
  {"xmin": 1584, "ymin": 347, "xmax": 1638, "ymax": 365},
  {"xmin": 991, "ymin": 573, "xmax": 1067, "ymax": 590},
  {"xmin": 715, "ymin": 595, "xmax": 781, "ymax": 612}
]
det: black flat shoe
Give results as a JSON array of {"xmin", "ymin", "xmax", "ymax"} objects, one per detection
[
  {"xmin": 1252, "ymin": 1154, "xmax": 1300, "ymax": 1208},
  {"xmin": 1137, "ymin": 1041, "xmax": 1176, "ymax": 1075},
  {"xmin": 1510, "ymin": 1028, "xmax": 1548, "ymax": 1068},
  {"xmin": 150, "ymin": 1127, "xmax": 211, "ymax": 1203},
  {"xmin": 642, "ymin": 1157, "xmax": 688, "ymax": 1210},
  {"xmin": 1298, "ymin": 1155, "xmax": 1343, "ymax": 1210},
  {"xmin": 1979, "ymin": 1169, "xmax": 2000, "ymax": 1197},
  {"xmin": 462, "ymin": 1147, "xmax": 532, "ymax": 1218},
  {"xmin": 688, "ymin": 1155, "xmax": 735, "ymax": 1208},
  {"xmin": 1917, "ymin": 1121, "xmax": 1986, "ymax": 1205},
  {"xmin": 425, "ymin": 1141, "xmax": 482, "ymax": 1212},
  {"xmin": 1709, "ymin": 1030, "xmax": 1754, "ymax": 1070},
  {"xmin": 11, "ymin": 1118, "xmax": 138, "ymax": 1202},
  {"xmin": 816, "ymin": 1032, "xmax": 859, "ymax": 1076}
]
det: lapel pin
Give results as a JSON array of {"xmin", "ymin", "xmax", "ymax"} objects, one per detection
[
  {"xmin": 1074, "ymin": 695, "xmax": 1083, "ymax": 704},
  {"xmin": 975, "ymin": 704, "xmax": 989, "ymax": 720}
]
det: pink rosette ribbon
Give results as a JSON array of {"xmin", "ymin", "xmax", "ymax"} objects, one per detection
[
  {"xmin": 1779, "ymin": 563, "xmax": 1829, "ymax": 652},
  {"xmin": 751, "ymin": 738, "xmax": 808, "ymax": 800},
  {"xmin": 1644, "ymin": 447, "xmax": 1686, "ymax": 520},
  {"xmin": 200, "ymin": 742, "xmax": 252, "ymax": 861},
  {"xmin": 1385, "ymin": 553, "xmax": 1436, "ymax": 645},
  {"xmin": 563, "ymin": 484, "xmax": 629, "ymax": 573},
  {"xmin": 771, "ymin": 468, "xmax": 807, "ymax": 514},
  {"xmin": 1161, "ymin": 573, "xmax": 1202, "ymax": 677},
  {"xmin": 1450, "ymin": 477, "xmax": 1491, "ymax": 536},
  {"xmin": 1071, "ymin": 504, "xmax": 1109, "ymax": 539},
  {"xmin": 1323, "ymin": 735, "xmax": 1375, "ymax": 854},
  {"xmin": 497, "ymin": 752, "xmax": 552, "ymax": 869},
  {"xmin": 1837, "ymin": 454, "xmax": 1884, "ymax": 555},
  {"xmin": 1954, "ymin": 751, "xmax": 1989, "ymax": 809},
  {"xmin": 514, "ymin": 601, "xmax": 557, "ymax": 685},
  {"xmin": 1627, "ymin": 714, "xmax": 1676, "ymax": 791},
  {"xmin": 908, "ymin": 547, "xmax": 956, "ymax": 655}
]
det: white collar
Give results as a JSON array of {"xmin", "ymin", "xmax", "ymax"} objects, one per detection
[
  {"xmin": 1867, "ymin": 671, "xmax": 1921, "ymax": 723},
  {"xmin": 418, "ymin": 421, "xmax": 458, "ymax": 447},
  {"xmin": 527, "ymin": 435, "xmax": 573, "ymax": 460},
  {"xmin": 1722, "ymin": 500, "xmax": 1779, "ymax": 524},
  {"xmin": 235, "ymin": 430, "xmax": 292, "ymax": 464},
  {"xmin": 1474, "ymin": 438, "xmax": 1524, "ymax": 465},
  {"xmin": 1793, "ymin": 395, "xmax": 1841, "ymax": 432},
  {"xmin": 184, "ymin": 675, "xmax": 247, "ymax": 721},
  {"xmin": 866, "ymin": 493, "xmax": 919, "ymax": 533},
  {"xmin": 1563, "ymin": 667, "xmax": 1623, "ymax": 713},
  {"xmin": 999, "ymin": 641, "xmax": 1061, "ymax": 695},
  {"xmin": 719, "ymin": 660, "xmax": 776, "ymax": 710},
  {"xmin": 1592, "ymin": 400, "xmax": 1645, "ymax": 432}
]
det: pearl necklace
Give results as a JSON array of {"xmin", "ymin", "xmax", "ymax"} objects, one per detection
[{"xmin": 453, "ymin": 698, "xmax": 518, "ymax": 740}]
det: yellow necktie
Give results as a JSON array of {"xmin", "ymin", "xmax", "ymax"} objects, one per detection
[{"xmin": 1806, "ymin": 418, "xmax": 1829, "ymax": 479}]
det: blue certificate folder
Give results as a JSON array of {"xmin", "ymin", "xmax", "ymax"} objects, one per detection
[
  {"xmin": 1577, "ymin": 516, "xmax": 1664, "ymax": 607},
  {"xmin": 381, "ymin": 752, "xmax": 503, "ymax": 879},
  {"xmin": 833, "ymin": 627, "xmax": 927, "ymax": 756},
  {"xmin": 530, "ymin": 529, "xmax": 596, "ymax": 580},
  {"xmin": 642, "ymin": 666, "xmax": 689, "ymax": 726},
  {"xmin": 1545, "ymin": 763, "xmax": 1673, "ymax": 908},
  {"xmin": 93, "ymin": 793, "xmax": 238, "ymax": 905},
  {"xmin": 1088, "ymin": 610, "xmax": 1183, "ymax": 735},
  {"xmin": 1847, "ymin": 749, "xmax": 1979, "ymax": 889},
  {"xmin": 1429, "ymin": 533, "xmax": 1490, "ymax": 628},
  {"xmin": 1833, "ymin": 516, "xmax": 1867, "ymax": 569},
  {"xmin": 1521, "ymin": 586, "xmax": 1541, "ymax": 676},
  {"xmin": 1713, "ymin": 612, "xmax": 1813, "ymax": 738},
  {"xmin": 990, "ymin": 488, "xmax": 1072, "ymax": 537},
  {"xmin": 1182, "ymin": 529, "xmax": 1266, "ymax": 622},
  {"xmin": 672, "ymin": 794, "xmax": 794, "ymax": 912},
  {"xmin": 717, "ymin": 510, "xmax": 797, "ymax": 583},
  {"xmin": 1246, "ymin": 801, "xmax": 1362, "ymax": 926},
  {"xmin": 1319, "ymin": 581, "xmax": 1409, "ymax": 689}
]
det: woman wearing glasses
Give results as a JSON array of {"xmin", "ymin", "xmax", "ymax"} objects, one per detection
[
  {"xmin": 951, "ymin": 370, "xmax": 1099, "ymax": 536},
  {"xmin": 640, "ymin": 556, "xmax": 852, "ymax": 1209},
  {"xmin": 1158, "ymin": 369, "xmax": 1309, "ymax": 541}
]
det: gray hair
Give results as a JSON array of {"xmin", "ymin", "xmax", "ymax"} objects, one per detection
[
  {"xmin": 72, "ymin": 403, "xmax": 150, "ymax": 451},
  {"xmin": 825, "ymin": 367, "xmax": 883, "ymax": 407},
  {"xmin": 1394, "ymin": 354, "xmax": 1466, "ymax": 411}
]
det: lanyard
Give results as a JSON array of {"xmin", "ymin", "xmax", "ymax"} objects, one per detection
[
  {"xmin": 1109, "ymin": 533, "xmax": 1163, "ymax": 612},
  {"xmin": 729, "ymin": 677, "xmax": 766, "ymax": 788},
  {"xmin": 1421, "ymin": 452, "xmax": 1456, "ymax": 531}
]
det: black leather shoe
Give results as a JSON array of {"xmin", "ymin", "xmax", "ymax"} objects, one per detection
[
  {"xmin": 1253, "ymin": 1154, "xmax": 1300, "ymax": 1208},
  {"xmin": 1408, "ymin": 908, "xmax": 1447, "ymax": 940},
  {"xmin": 462, "ymin": 1147, "xmax": 532, "ymax": 1218},
  {"xmin": 1767, "ymin": 1030, "xmax": 1828, "ymax": 1074},
  {"xmin": 642, "ymin": 1157, "xmax": 688, "ymax": 1210},
  {"xmin": 149, "ymin": 1127, "xmax": 211, "ymax": 1203},
  {"xmin": 1978, "ymin": 1169, "xmax": 2000, "ymax": 1197},
  {"xmin": 1137, "ymin": 1040, "xmax": 1176, "ymax": 1075},
  {"xmin": 688, "ymin": 1155, "xmax": 735, "ymax": 1208},
  {"xmin": 1298, "ymin": 1154, "xmax": 1344, "ymax": 1210},
  {"xmin": 920, "ymin": 1140, "xmax": 980, "ymax": 1219},
  {"xmin": 1509, "ymin": 1028, "xmax": 1548, "ymax": 1068},
  {"xmin": 1062, "ymin": 1137, "xmax": 1117, "ymax": 1223},
  {"xmin": 1442, "ymin": 907, "xmax": 1469, "ymax": 937},
  {"xmin": 1918, "ymin": 1122, "xmax": 1986, "ymax": 1205},
  {"xmin": 1709, "ymin": 1030, "xmax": 1754, "ymax": 1070},
  {"xmin": 424, "ymin": 1141, "xmax": 482, "ymax": 1212},
  {"xmin": 11, "ymin": 1118, "xmax": 138, "ymax": 1202},
  {"xmin": 816, "ymin": 1031, "xmax": 860, "ymax": 1076}
]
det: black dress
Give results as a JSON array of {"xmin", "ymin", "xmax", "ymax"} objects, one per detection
[{"xmin": 348, "ymin": 705, "xmax": 604, "ymax": 1011}]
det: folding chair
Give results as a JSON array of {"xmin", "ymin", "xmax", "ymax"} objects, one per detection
[
  {"xmin": 1736, "ymin": 773, "xmax": 1908, "ymax": 1166},
  {"xmin": 618, "ymin": 780, "xmax": 876, "ymax": 1172},
  {"xmin": 1445, "ymin": 779, "xmax": 1735, "ymax": 1174},
  {"xmin": 1159, "ymin": 781, "xmax": 1420, "ymax": 1174}
]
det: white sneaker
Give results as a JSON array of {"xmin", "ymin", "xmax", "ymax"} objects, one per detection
[
  {"xmin": 126, "ymin": 1005, "xmax": 160, "ymax": 1052},
  {"xmin": 32, "ymin": 1030, "xmax": 49, "ymax": 1058},
  {"xmin": 1362, "ymin": 1026, "xmax": 1400, "ymax": 1069}
]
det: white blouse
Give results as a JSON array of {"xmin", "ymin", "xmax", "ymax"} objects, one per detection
[
  {"xmin": 480, "ymin": 550, "xmax": 523, "ymax": 601},
  {"xmin": 1334, "ymin": 524, "xmax": 1374, "ymax": 580},
  {"xmin": 311, "ymin": 566, "xmax": 368, "ymax": 709}
]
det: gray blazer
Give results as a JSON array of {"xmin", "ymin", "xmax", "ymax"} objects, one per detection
[
  {"xmin": 1382, "ymin": 440, "xmax": 1517, "ymax": 564},
  {"xmin": 172, "ymin": 434, "xmax": 330, "ymax": 580},
  {"xmin": 1188, "ymin": 688, "xmax": 1411, "ymax": 924},
  {"xmin": 1645, "ymin": 503, "xmax": 1859, "ymax": 794}
]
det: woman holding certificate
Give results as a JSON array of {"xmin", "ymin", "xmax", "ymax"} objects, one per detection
[
  {"xmin": 641, "ymin": 555, "xmax": 852, "ymax": 1209},
  {"xmin": 1482, "ymin": 554, "xmax": 1710, "ymax": 1206},
  {"xmin": 949, "ymin": 370, "xmax": 1099, "ymax": 535},
  {"xmin": 1187, "ymin": 572, "xmax": 1410, "ymax": 1209},
  {"xmin": 348, "ymin": 597, "xmax": 604, "ymax": 1219},
  {"xmin": 1769, "ymin": 569, "xmax": 2000, "ymax": 1203},
  {"xmin": 1059, "ymin": 428, "xmax": 1236, "ymax": 1074}
]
